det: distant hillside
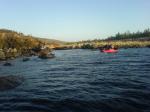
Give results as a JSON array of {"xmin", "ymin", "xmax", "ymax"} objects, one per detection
[
  {"xmin": 0, "ymin": 29, "xmax": 64, "ymax": 49},
  {"xmin": 36, "ymin": 38, "xmax": 66, "ymax": 45},
  {"xmin": 0, "ymin": 29, "xmax": 68, "ymax": 60}
]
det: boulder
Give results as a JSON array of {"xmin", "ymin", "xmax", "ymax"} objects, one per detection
[
  {"xmin": 5, "ymin": 48, "xmax": 17, "ymax": 59},
  {"xmin": 38, "ymin": 48, "xmax": 55, "ymax": 59},
  {"xmin": 39, "ymin": 52, "xmax": 55, "ymax": 59},
  {"xmin": 3, "ymin": 62, "xmax": 12, "ymax": 66},
  {"xmin": 0, "ymin": 49, "xmax": 5, "ymax": 60},
  {"xmin": 22, "ymin": 57, "xmax": 30, "ymax": 62},
  {"xmin": 0, "ymin": 75, "xmax": 24, "ymax": 91}
]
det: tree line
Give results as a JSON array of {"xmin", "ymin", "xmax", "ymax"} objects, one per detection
[
  {"xmin": 64, "ymin": 28, "xmax": 150, "ymax": 49},
  {"xmin": 106, "ymin": 28, "xmax": 150, "ymax": 41}
]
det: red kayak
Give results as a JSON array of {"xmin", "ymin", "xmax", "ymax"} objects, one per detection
[{"xmin": 101, "ymin": 49, "xmax": 118, "ymax": 53}]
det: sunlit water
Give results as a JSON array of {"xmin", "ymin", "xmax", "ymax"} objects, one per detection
[{"xmin": 0, "ymin": 48, "xmax": 150, "ymax": 112}]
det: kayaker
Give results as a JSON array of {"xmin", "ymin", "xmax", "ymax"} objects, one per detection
[{"xmin": 103, "ymin": 45, "xmax": 112, "ymax": 50}]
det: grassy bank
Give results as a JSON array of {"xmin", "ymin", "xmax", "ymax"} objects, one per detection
[
  {"xmin": 60, "ymin": 40, "xmax": 150, "ymax": 50},
  {"xmin": 93, "ymin": 40, "xmax": 150, "ymax": 48},
  {"xmin": 0, "ymin": 29, "xmax": 62, "ymax": 60},
  {"xmin": 60, "ymin": 29, "xmax": 150, "ymax": 49}
]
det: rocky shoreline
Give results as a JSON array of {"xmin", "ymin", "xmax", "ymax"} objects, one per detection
[
  {"xmin": 0, "ymin": 47, "xmax": 55, "ymax": 91},
  {"xmin": 0, "ymin": 47, "xmax": 55, "ymax": 61}
]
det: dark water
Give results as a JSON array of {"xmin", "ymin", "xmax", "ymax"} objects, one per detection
[{"xmin": 0, "ymin": 48, "xmax": 150, "ymax": 112}]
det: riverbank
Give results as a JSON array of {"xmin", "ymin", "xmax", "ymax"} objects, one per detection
[
  {"xmin": 0, "ymin": 29, "xmax": 61, "ymax": 61},
  {"xmin": 0, "ymin": 47, "xmax": 54, "ymax": 61},
  {"xmin": 54, "ymin": 40, "xmax": 150, "ymax": 50},
  {"xmin": 1, "ymin": 40, "xmax": 150, "ymax": 60},
  {"xmin": 56, "ymin": 29, "xmax": 150, "ymax": 50}
]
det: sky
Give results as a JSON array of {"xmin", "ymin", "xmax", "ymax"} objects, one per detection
[{"xmin": 0, "ymin": 0, "xmax": 150, "ymax": 41}]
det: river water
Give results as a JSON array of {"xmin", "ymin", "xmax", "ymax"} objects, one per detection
[{"xmin": 0, "ymin": 48, "xmax": 150, "ymax": 112}]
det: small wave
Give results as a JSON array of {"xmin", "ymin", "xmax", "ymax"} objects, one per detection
[
  {"xmin": 1, "ymin": 98, "xmax": 149, "ymax": 112},
  {"xmin": 85, "ymin": 61, "xmax": 106, "ymax": 65}
]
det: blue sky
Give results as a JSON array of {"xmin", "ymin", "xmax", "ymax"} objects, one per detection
[{"xmin": 0, "ymin": 0, "xmax": 150, "ymax": 41}]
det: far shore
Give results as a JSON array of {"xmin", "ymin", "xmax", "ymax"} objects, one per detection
[
  {"xmin": 0, "ymin": 29, "xmax": 150, "ymax": 61},
  {"xmin": 55, "ymin": 40, "xmax": 150, "ymax": 50}
]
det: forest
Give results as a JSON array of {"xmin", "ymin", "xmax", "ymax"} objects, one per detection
[{"xmin": 107, "ymin": 28, "xmax": 150, "ymax": 41}]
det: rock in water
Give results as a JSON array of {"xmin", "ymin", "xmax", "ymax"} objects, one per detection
[
  {"xmin": 0, "ymin": 49, "xmax": 6, "ymax": 60},
  {"xmin": 3, "ymin": 62, "xmax": 12, "ymax": 66},
  {"xmin": 22, "ymin": 57, "xmax": 30, "ymax": 62},
  {"xmin": 38, "ymin": 47, "xmax": 55, "ymax": 59},
  {"xmin": 39, "ymin": 53, "xmax": 55, "ymax": 59},
  {"xmin": 0, "ymin": 75, "xmax": 24, "ymax": 91}
]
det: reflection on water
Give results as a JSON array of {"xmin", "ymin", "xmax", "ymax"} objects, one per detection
[{"xmin": 0, "ymin": 48, "xmax": 150, "ymax": 112}]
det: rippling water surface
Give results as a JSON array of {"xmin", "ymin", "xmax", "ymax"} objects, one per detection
[{"xmin": 0, "ymin": 48, "xmax": 150, "ymax": 112}]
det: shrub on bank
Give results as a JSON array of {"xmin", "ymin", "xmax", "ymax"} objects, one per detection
[
  {"xmin": 81, "ymin": 44, "xmax": 94, "ymax": 49},
  {"xmin": 0, "ymin": 49, "xmax": 5, "ymax": 60}
]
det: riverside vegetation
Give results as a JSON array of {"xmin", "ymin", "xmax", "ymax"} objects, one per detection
[
  {"xmin": 0, "ymin": 28, "xmax": 150, "ymax": 60},
  {"xmin": 63, "ymin": 28, "xmax": 150, "ymax": 49},
  {"xmin": 0, "ymin": 29, "xmax": 62, "ymax": 60}
]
